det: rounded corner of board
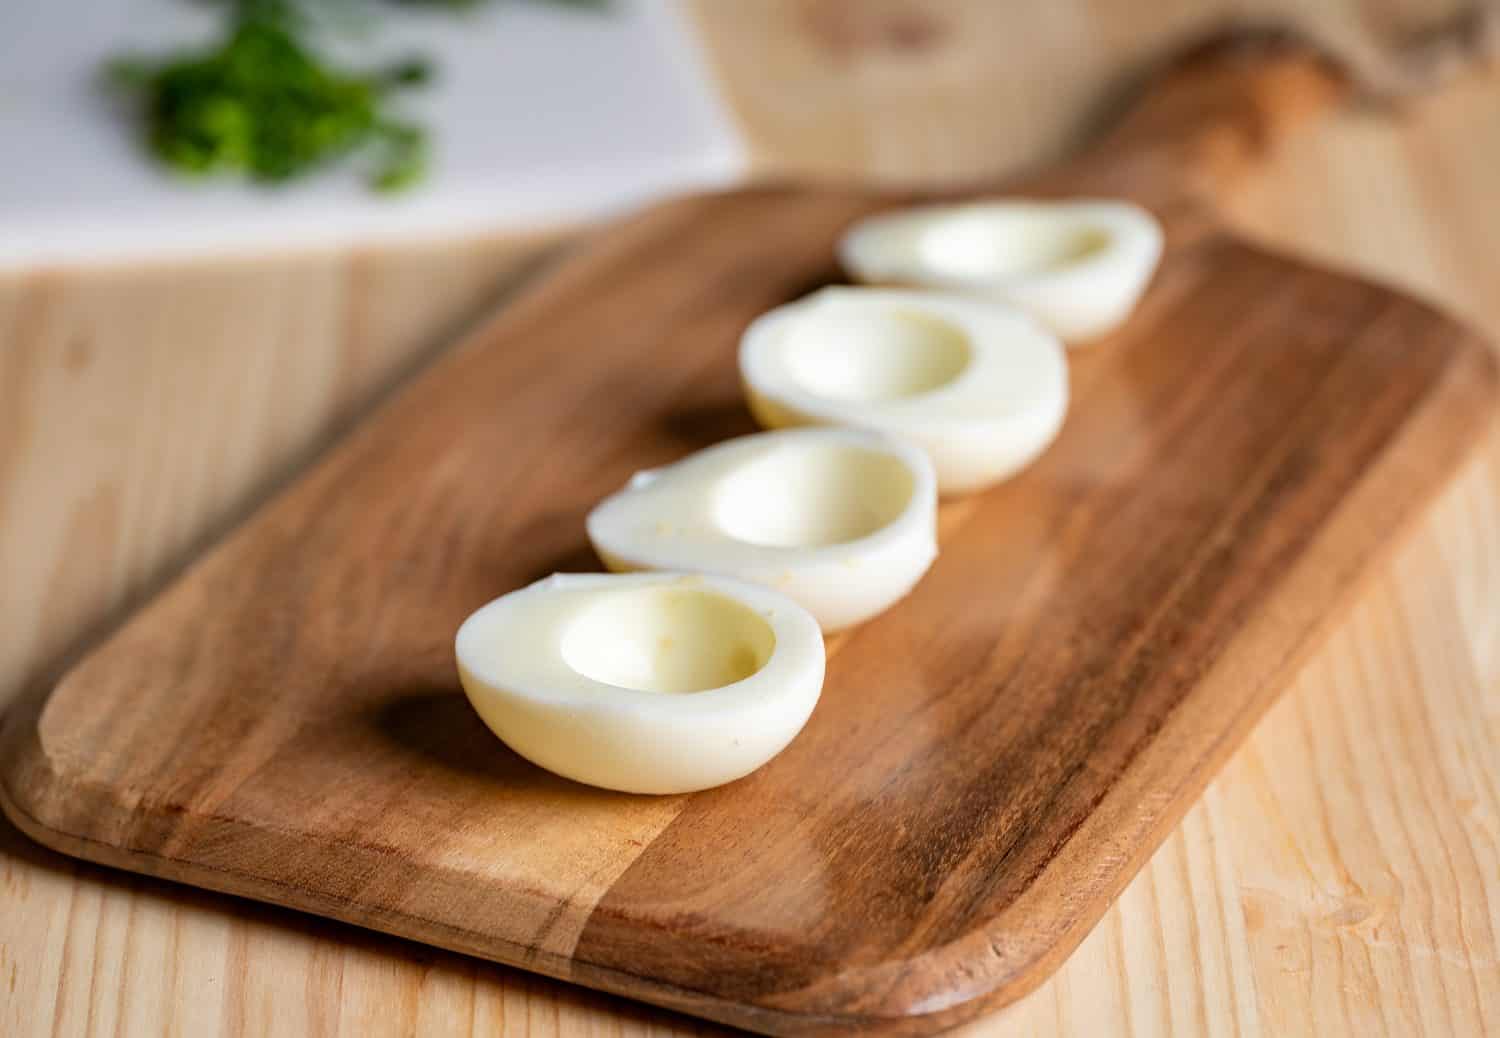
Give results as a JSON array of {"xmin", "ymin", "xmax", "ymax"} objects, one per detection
[{"xmin": 0, "ymin": 687, "xmax": 111, "ymax": 867}]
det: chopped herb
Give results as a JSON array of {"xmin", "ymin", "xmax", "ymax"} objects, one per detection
[
  {"xmin": 107, "ymin": 0, "xmax": 611, "ymax": 192},
  {"xmin": 108, "ymin": 1, "xmax": 429, "ymax": 191}
]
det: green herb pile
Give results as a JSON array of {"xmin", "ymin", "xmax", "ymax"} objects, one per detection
[
  {"xmin": 107, "ymin": 0, "xmax": 609, "ymax": 192},
  {"xmin": 107, "ymin": 0, "xmax": 432, "ymax": 192}
]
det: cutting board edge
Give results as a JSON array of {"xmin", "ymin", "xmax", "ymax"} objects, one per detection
[
  {"xmin": 0, "ymin": 744, "xmax": 851, "ymax": 1035},
  {"xmin": 851, "ymin": 315, "xmax": 1500, "ymax": 1033},
  {"xmin": 3, "ymin": 268, "xmax": 1496, "ymax": 1037},
  {"xmin": 565, "ymin": 306, "xmax": 1500, "ymax": 1036}
]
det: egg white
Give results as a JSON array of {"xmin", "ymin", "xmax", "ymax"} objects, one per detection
[
  {"xmin": 739, "ymin": 287, "xmax": 1067, "ymax": 494},
  {"xmin": 586, "ymin": 426, "xmax": 937, "ymax": 631},
  {"xmin": 456, "ymin": 571, "xmax": 826, "ymax": 794},
  {"xmin": 838, "ymin": 199, "xmax": 1163, "ymax": 343}
]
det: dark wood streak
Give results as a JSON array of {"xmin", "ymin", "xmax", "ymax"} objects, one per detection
[{"xmin": 2, "ymin": 30, "xmax": 1496, "ymax": 1038}]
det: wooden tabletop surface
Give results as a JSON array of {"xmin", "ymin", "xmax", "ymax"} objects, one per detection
[{"xmin": 3, "ymin": 2, "xmax": 1498, "ymax": 1035}]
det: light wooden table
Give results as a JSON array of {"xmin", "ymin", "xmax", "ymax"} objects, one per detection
[{"xmin": 4, "ymin": 3, "xmax": 1499, "ymax": 1035}]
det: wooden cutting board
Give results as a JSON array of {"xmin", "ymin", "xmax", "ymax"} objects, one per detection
[{"xmin": 2, "ymin": 34, "xmax": 1495, "ymax": 1036}]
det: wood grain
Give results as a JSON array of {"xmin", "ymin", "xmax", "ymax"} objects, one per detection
[
  {"xmin": 0, "ymin": 236, "xmax": 560, "ymax": 721},
  {"xmin": 2, "ymin": 36, "xmax": 1496, "ymax": 1035},
  {"xmin": 5, "ymin": 4, "xmax": 1500, "ymax": 1037}
]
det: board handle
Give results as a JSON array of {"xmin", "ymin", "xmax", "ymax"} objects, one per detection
[{"xmin": 1051, "ymin": 13, "xmax": 1497, "ymax": 218}]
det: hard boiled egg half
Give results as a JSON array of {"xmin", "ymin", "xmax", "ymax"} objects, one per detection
[
  {"xmin": 456, "ymin": 571, "xmax": 825, "ymax": 794},
  {"xmin": 838, "ymin": 199, "xmax": 1163, "ymax": 344},
  {"xmin": 587, "ymin": 426, "xmax": 937, "ymax": 632},
  {"xmin": 739, "ymin": 287, "xmax": 1067, "ymax": 494}
]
